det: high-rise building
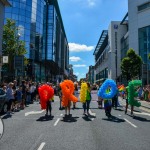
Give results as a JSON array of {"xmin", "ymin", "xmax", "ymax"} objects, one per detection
[
  {"xmin": 43, "ymin": 0, "xmax": 69, "ymax": 82},
  {"xmin": 3, "ymin": 0, "xmax": 69, "ymax": 82},
  {"xmin": 93, "ymin": 22, "xmax": 127, "ymax": 84},
  {"xmin": 128, "ymin": 0, "xmax": 150, "ymax": 84}
]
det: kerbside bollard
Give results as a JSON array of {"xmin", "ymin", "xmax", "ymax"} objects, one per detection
[{"xmin": 0, "ymin": 117, "xmax": 4, "ymax": 140}]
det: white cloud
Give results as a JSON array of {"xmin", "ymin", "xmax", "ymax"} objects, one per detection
[
  {"xmin": 87, "ymin": 0, "xmax": 96, "ymax": 6},
  {"xmin": 69, "ymin": 43, "xmax": 94, "ymax": 52},
  {"xmin": 75, "ymin": 72, "xmax": 80, "ymax": 76},
  {"xmin": 73, "ymin": 64, "xmax": 87, "ymax": 68},
  {"xmin": 69, "ymin": 56, "xmax": 81, "ymax": 62}
]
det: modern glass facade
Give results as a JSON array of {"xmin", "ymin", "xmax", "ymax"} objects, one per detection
[
  {"xmin": 4, "ymin": 0, "xmax": 69, "ymax": 82},
  {"xmin": 43, "ymin": 0, "xmax": 69, "ymax": 82},
  {"xmin": 121, "ymin": 36, "xmax": 129, "ymax": 60},
  {"xmin": 139, "ymin": 26, "xmax": 150, "ymax": 84},
  {"xmin": 139, "ymin": 26, "xmax": 150, "ymax": 64},
  {"xmin": 4, "ymin": 0, "xmax": 45, "ymax": 81}
]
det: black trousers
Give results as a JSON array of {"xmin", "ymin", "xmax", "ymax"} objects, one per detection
[
  {"xmin": 83, "ymin": 100, "xmax": 91, "ymax": 113},
  {"xmin": 46, "ymin": 101, "xmax": 52, "ymax": 115},
  {"xmin": 112, "ymin": 96, "xmax": 118, "ymax": 108}
]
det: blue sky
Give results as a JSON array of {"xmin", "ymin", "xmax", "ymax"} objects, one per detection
[{"xmin": 58, "ymin": 0, "xmax": 128, "ymax": 80}]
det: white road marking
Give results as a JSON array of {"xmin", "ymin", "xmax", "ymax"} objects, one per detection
[
  {"xmin": 60, "ymin": 114, "xmax": 63, "ymax": 116},
  {"xmin": 54, "ymin": 118, "xmax": 60, "ymax": 126},
  {"xmin": 124, "ymin": 118, "xmax": 137, "ymax": 128},
  {"xmin": 25, "ymin": 110, "xmax": 45, "ymax": 116},
  {"xmin": 37, "ymin": 142, "xmax": 46, "ymax": 150},
  {"xmin": 127, "ymin": 109, "xmax": 150, "ymax": 116},
  {"xmin": 118, "ymin": 115, "xmax": 122, "ymax": 117},
  {"xmin": 89, "ymin": 109, "xmax": 96, "ymax": 116}
]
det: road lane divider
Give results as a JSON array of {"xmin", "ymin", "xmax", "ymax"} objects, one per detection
[
  {"xmin": 54, "ymin": 118, "xmax": 60, "ymax": 126},
  {"xmin": 37, "ymin": 142, "xmax": 46, "ymax": 150},
  {"xmin": 124, "ymin": 118, "xmax": 137, "ymax": 128},
  {"xmin": 89, "ymin": 109, "xmax": 96, "ymax": 117},
  {"xmin": 25, "ymin": 110, "xmax": 45, "ymax": 116}
]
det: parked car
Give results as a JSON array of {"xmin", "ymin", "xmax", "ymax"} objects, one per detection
[{"xmin": 0, "ymin": 88, "xmax": 8, "ymax": 113}]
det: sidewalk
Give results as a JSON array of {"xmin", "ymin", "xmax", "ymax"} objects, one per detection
[{"xmin": 119, "ymin": 97, "xmax": 150, "ymax": 109}]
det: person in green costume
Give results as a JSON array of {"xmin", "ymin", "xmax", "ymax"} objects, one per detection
[{"xmin": 128, "ymin": 80, "xmax": 141, "ymax": 116}]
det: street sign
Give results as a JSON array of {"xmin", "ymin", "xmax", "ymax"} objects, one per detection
[{"xmin": 2, "ymin": 56, "xmax": 8, "ymax": 63}]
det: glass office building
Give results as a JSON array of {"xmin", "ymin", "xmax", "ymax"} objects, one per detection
[
  {"xmin": 4, "ymin": 0, "xmax": 69, "ymax": 82},
  {"xmin": 43, "ymin": 0, "xmax": 69, "ymax": 82},
  {"xmin": 139, "ymin": 26, "xmax": 150, "ymax": 84},
  {"xmin": 4, "ymin": 0, "xmax": 45, "ymax": 81}
]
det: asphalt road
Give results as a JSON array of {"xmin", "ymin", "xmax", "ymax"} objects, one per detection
[{"xmin": 0, "ymin": 96, "xmax": 150, "ymax": 150}]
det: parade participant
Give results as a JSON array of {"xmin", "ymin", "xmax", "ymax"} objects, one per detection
[
  {"xmin": 80, "ymin": 82, "xmax": 91, "ymax": 115},
  {"xmin": 60, "ymin": 80, "xmax": 78, "ymax": 116},
  {"xmin": 124, "ymin": 86, "xmax": 128, "ymax": 114},
  {"xmin": 128, "ymin": 80, "xmax": 142, "ymax": 116},
  {"xmin": 98, "ymin": 79, "xmax": 117, "ymax": 118},
  {"xmin": 104, "ymin": 87, "xmax": 112, "ymax": 117},
  {"xmin": 38, "ymin": 84, "xmax": 54, "ymax": 116},
  {"xmin": 97, "ymin": 84, "xmax": 103, "ymax": 109},
  {"xmin": 83, "ymin": 82, "xmax": 91, "ymax": 115},
  {"xmin": 73, "ymin": 82, "xmax": 78, "ymax": 109}
]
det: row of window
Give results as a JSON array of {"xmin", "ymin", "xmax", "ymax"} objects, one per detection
[{"xmin": 138, "ymin": 2, "xmax": 150, "ymax": 12}]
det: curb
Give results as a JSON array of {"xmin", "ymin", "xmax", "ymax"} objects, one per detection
[{"xmin": 119, "ymin": 97, "xmax": 150, "ymax": 110}]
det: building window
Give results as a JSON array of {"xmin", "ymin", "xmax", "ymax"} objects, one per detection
[{"xmin": 138, "ymin": 2, "xmax": 150, "ymax": 12}]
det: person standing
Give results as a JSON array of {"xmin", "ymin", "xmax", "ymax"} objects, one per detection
[
  {"xmin": 73, "ymin": 83, "xmax": 78, "ymax": 109},
  {"xmin": 83, "ymin": 82, "xmax": 91, "ymax": 115},
  {"xmin": 6, "ymin": 83, "xmax": 15, "ymax": 115}
]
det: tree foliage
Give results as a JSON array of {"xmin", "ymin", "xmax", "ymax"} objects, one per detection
[
  {"xmin": 121, "ymin": 48, "xmax": 143, "ymax": 81},
  {"xmin": 2, "ymin": 19, "xmax": 27, "ymax": 74}
]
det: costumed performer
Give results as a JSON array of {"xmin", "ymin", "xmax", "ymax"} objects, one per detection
[
  {"xmin": 98, "ymin": 79, "xmax": 117, "ymax": 118},
  {"xmin": 128, "ymin": 80, "xmax": 142, "ymax": 116},
  {"xmin": 73, "ymin": 82, "xmax": 78, "ymax": 109},
  {"xmin": 60, "ymin": 80, "xmax": 78, "ymax": 116},
  {"xmin": 80, "ymin": 82, "xmax": 91, "ymax": 115},
  {"xmin": 38, "ymin": 84, "xmax": 54, "ymax": 116}
]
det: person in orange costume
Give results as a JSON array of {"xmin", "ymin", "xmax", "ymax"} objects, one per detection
[{"xmin": 60, "ymin": 80, "xmax": 78, "ymax": 116}]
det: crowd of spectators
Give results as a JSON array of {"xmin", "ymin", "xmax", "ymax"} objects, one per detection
[{"xmin": 0, "ymin": 80, "xmax": 59, "ymax": 115}]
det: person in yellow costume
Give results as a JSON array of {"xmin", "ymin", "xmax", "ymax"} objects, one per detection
[{"xmin": 81, "ymin": 82, "xmax": 91, "ymax": 115}]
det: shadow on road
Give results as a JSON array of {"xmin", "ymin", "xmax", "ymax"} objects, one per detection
[
  {"xmin": 113, "ymin": 108, "xmax": 124, "ymax": 111},
  {"xmin": 133, "ymin": 116, "xmax": 150, "ymax": 122},
  {"xmin": 2, "ymin": 114, "xmax": 12, "ymax": 119},
  {"xmin": 36, "ymin": 115, "xmax": 54, "ymax": 121},
  {"xmin": 102, "ymin": 115, "xmax": 125, "ymax": 123},
  {"xmin": 61, "ymin": 116, "xmax": 79, "ymax": 123},
  {"xmin": 82, "ymin": 116, "xmax": 92, "ymax": 121}
]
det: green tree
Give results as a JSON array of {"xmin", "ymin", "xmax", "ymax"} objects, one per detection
[
  {"xmin": 2, "ymin": 19, "xmax": 27, "ymax": 75},
  {"xmin": 148, "ymin": 53, "xmax": 150, "ymax": 60},
  {"xmin": 121, "ymin": 48, "xmax": 143, "ymax": 81}
]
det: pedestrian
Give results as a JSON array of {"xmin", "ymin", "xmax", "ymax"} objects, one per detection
[
  {"xmin": 16, "ymin": 86, "xmax": 22, "ymax": 110},
  {"xmin": 6, "ymin": 82, "xmax": 15, "ymax": 115},
  {"xmin": 83, "ymin": 82, "xmax": 91, "ymax": 115}
]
